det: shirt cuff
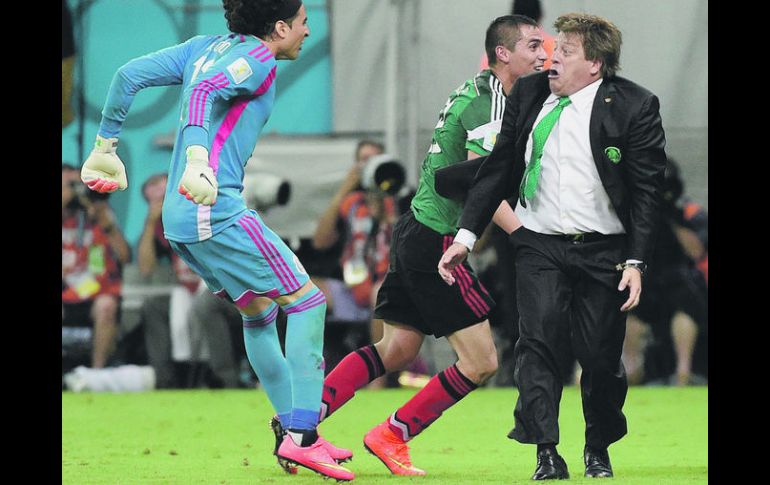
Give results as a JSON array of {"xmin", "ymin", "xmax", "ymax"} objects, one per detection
[
  {"xmin": 625, "ymin": 259, "xmax": 644, "ymax": 264},
  {"xmin": 453, "ymin": 228, "xmax": 477, "ymax": 252},
  {"xmin": 182, "ymin": 125, "xmax": 209, "ymax": 150},
  {"xmin": 98, "ymin": 117, "xmax": 122, "ymax": 140}
]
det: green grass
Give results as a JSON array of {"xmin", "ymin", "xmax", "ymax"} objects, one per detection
[{"xmin": 62, "ymin": 387, "xmax": 707, "ymax": 484}]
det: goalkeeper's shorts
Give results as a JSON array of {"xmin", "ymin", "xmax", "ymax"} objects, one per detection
[{"xmin": 169, "ymin": 210, "xmax": 309, "ymax": 308}]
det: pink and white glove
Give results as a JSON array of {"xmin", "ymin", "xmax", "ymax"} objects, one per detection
[
  {"xmin": 178, "ymin": 145, "xmax": 218, "ymax": 206},
  {"xmin": 80, "ymin": 134, "xmax": 128, "ymax": 193}
]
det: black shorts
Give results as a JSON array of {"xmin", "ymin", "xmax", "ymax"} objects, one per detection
[{"xmin": 374, "ymin": 211, "xmax": 494, "ymax": 337}]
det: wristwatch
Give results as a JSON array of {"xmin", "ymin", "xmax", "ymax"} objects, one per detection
[{"xmin": 616, "ymin": 261, "xmax": 646, "ymax": 275}]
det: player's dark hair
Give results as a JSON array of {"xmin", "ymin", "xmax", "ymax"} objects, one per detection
[
  {"xmin": 223, "ymin": 0, "xmax": 301, "ymax": 38},
  {"xmin": 485, "ymin": 14, "xmax": 539, "ymax": 67}
]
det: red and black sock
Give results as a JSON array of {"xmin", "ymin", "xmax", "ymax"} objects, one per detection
[
  {"xmin": 388, "ymin": 364, "xmax": 477, "ymax": 441},
  {"xmin": 320, "ymin": 344, "xmax": 385, "ymax": 420}
]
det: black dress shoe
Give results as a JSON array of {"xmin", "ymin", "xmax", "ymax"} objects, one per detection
[
  {"xmin": 532, "ymin": 448, "xmax": 569, "ymax": 480},
  {"xmin": 584, "ymin": 446, "xmax": 613, "ymax": 478}
]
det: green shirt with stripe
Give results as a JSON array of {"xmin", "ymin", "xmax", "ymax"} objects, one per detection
[{"xmin": 411, "ymin": 69, "xmax": 506, "ymax": 235}]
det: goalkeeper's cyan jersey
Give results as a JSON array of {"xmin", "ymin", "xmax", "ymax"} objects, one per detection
[
  {"xmin": 98, "ymin": 34, "xmax": 278, "ymax": 242},
  {"xmin": 410, "ymin": 69, "xmax": 506, "ymax": 235}
]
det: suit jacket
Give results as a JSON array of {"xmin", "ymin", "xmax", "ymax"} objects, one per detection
[{"xmin": 458, "ymin": 71, "xmax": 668, "ymax": 262}]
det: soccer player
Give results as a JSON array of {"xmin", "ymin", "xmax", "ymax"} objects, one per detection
[
  {"xmin": 317, "ymin": 15, "xmax": 547, "ymax": 475},
  {"xmin": 79, "ymin": 0, "xmax": 353, "ymax": 481}
]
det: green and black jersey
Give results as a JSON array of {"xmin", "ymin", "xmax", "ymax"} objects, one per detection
[{"xmin": 411, "ymin": 69, "xmax": 507, "ymax": 235}]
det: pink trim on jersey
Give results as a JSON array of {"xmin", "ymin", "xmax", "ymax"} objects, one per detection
[
  {"xmin": 208, "ymin": 66, "xmax": 276, "ymax": 174},
  {"xmin": 189, "ymin": 73, "xmax": 229, "ymax": 126},
  {"xmin": 254, "ymin": 66, "xmax": 276, "ymax": 95},
  {"xmin": 248, "ymin": 43, "xmax": 274, "ymax": 63},
  {"xmin": 249, "ymin": 44, "xmax": 268, "ymax": 57},
  {"xmin": 258, "ymin": 50, "xmax": 273, "ymax": 62}
]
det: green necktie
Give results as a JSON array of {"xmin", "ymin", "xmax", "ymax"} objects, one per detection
[{"xmin": 519, "ymin": 96, "xmax": 572, "ymax": 207}]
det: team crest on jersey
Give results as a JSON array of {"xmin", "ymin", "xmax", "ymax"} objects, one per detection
[
  {"xmin": 226, "ymin": 57, "xmax": 253, "ymax": 85},
  {"xmin": 293, "ymin": 255, "xmax": 308, "ymax": 276}
]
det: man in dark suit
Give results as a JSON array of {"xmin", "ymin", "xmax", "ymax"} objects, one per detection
[{"xmin": 438, "ymin": 12, "xmax": 667, "ymax": 480}]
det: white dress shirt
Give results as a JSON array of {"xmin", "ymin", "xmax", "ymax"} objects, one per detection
[{"xmin": 515, "ymin": 78, "xmax": 625, "ymax": 236}]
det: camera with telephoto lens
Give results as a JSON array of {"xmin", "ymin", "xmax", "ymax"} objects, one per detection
[
  {"xmin": 360, "ymin": 153, "xmax": 406, "ymax": 195},
  {"xmin": 242, "ymin": 172, "xmax": 291, "ymax": 211}
]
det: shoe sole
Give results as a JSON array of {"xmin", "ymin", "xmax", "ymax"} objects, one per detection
[
  {"xmin": 278, "ymin": 455, "xmax": 354, "ymax": 482},
  {"xmin": 269, "ymin": 418, "xmax": 298, "ymax": 475}
]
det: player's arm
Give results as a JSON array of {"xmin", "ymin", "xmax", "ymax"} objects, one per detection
[
  {"xmin": 178, "ymin": 49, "xmax": 277, "ymax": 205},
  {"xmin": 463, "ymin": 105, "xmax": 523, "ymax": 238},
  {"xmin": 82, "ymin": 37, "xmax": 207, "ymax": 193}
]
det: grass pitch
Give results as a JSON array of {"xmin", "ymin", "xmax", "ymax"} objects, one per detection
[{"xmin": 62, "ymin": 386, "xmax": 707, "ymax": 484}]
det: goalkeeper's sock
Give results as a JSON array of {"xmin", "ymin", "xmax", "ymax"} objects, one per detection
[
  {"xmin": 280, "ymin": 287, "xmax": 327, "ymax": 431},
  {"xmin": 242, "ymin": 303, "xmax": 292, "ymax": 426}
]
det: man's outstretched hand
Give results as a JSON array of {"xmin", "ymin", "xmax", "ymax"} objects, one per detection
[{"xmin": 438, "ymin": 242, "xmax": 469, "ymax": 285}]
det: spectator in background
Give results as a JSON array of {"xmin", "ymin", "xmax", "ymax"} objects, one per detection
[
  {"xmin": 311, "ymin": 141, "xmax": 397, "ymax": 371},
  {"xmin": 622, "ymin": 158, "xmax": 708, "ymax": 386},
  {"xmin": 62, "ymin": 163, "xmax": 131, "ymax": 369},
  {"xmin": 136, "ymin": 173, "xmax": 202, "ymax": 388},
  {"xmin": 137, "ymin": 173, "xmax": 247, "ymax": 388},
  {"xmin": 480, "ymin": 0, "xmax": 554, "ymax": 71}
]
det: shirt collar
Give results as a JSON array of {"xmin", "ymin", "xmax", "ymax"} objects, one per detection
[{"xmin": 542, "ymin": 78, "xmax": 604, "ymax": 113}]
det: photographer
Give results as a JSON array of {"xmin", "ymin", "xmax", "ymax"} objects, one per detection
[
  {"xmin": 311, "ymin": 140, "xmax": 401, "ymax": 383},
  {"xmin": 62, "ymin": 163, "xmax": 131, "ymax": 370}
]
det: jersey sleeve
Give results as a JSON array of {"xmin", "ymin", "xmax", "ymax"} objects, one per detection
[
  {"xmin": 180, "ymin": 45, "xmax": 277, "ymax": 150},
  {"xmin": 98, "ymin": 35, "xmax": 209, "ymax": 139},
  {"xmin": 460, "ymin": 96, "xmax": 500, "ymax": 157}
]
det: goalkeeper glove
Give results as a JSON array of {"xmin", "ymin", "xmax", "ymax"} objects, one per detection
[
  {"xmin": 81, "ymin": 135, "xmax": 128, "ymax": 193},
  {"xmin": 178, "ymin": 145, "xmax": 218, "ymax": 206}
]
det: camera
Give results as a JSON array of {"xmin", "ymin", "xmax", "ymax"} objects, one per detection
[
  {"xmin": 361, "ymin": 153, "xmax": 406, "ymax": 195},
  {"xmin": 69, "ymin": 181, "xmax": 110, "ymax": 203},
  {"xmin": 242, "ymin": 172, "xmax": 291, "ymax": 211}
]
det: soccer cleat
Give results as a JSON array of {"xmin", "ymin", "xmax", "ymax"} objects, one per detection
[
  {"xmin": 317, "ymin": 436, "xmax": 353, "ymax": 464},
  {"xmin": 277, "ymin": 435, "xmax": 355, "ymax": 481},
  {"xmin": 270, "ymin": 416, "xmax": 353, "ymax": 472},
  {"xmin": 269, "ymin": 417, "xmax": 298, "ymax": 474},
  {"xmin": 363, "ymin": 421, "xmax": 426, "ymax": 476}
]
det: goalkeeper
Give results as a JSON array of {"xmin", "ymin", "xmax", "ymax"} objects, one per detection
[{"xmin": 80, "ymin": 0, "xmax": 353, "ymax": 481}]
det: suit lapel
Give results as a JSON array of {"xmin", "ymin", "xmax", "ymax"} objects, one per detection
[
  {"xmin": 518, "ymin": 77, "xmax": 551, "ymax": 155},
  {"xmin": 589, "ymin": 80, "xmax": 615, "ymax": 179}
]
